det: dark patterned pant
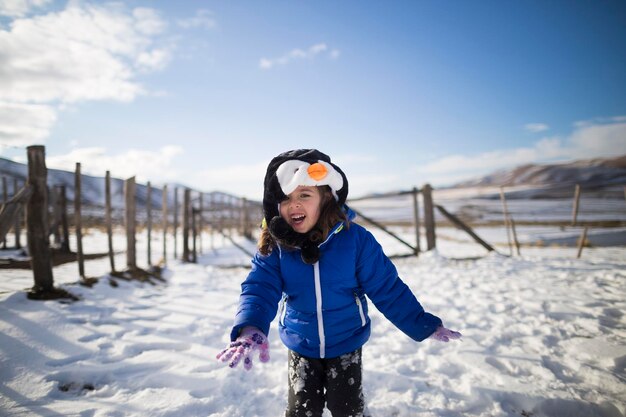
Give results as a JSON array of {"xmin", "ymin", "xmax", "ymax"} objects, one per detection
[{"xmin": 285, "ymin": 348, "xmax": 365, "ymax": 417}]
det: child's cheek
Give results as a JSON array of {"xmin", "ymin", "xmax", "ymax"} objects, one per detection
[{"xmin": 279, "ymin": 204, "xmax": 288, "ymax": 220}]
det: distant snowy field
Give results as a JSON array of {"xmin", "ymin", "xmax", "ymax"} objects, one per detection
[{"xmin": 1, "ymin": 220, "xmax": 625, "ymax": 417}]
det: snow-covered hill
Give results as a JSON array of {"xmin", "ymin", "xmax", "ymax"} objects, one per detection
[
  {"xmin": 450, "ymin": 155, "xmax": 626, "ymax": 199},
  {"xmin": 4, "ymin": 155, "xmax": 625, "ymax": 205},
  {"xmin": 0, "ymin": 156, "xmax": 249, "ymax": 211}
]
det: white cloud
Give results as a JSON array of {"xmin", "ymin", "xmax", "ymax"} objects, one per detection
[
  {"xmin": 136, "ymin": 48, "xmax": 171, "ymax": 72},
  {"xmin": 416, "ymin": 117, "xmax": 626, "ymax": 186},
  {"xmin": 0, "ymin": 3, "xmax": 170, "ymax": 104},
  {"xmin": 309, "ymin": 44, "xmax": 327, "ymax": 55},
  {"xmin": 574, "ymin": 115, "xmax": 626, "ymax": 129},
  {"xmin": 0, "ymin": 2, "xmax": 172, "ymax": 148},
  {"xmin": 568, "ymin": 121, "xmax": 626, "ymax": 159},
  {"xmin": 524, "ymin": 123, "xmax": 549, "ymax": 133},
  {"xmin": 176, "ymin": 9, "xmax": 216, "ymax": 30},
  {"xmin": 259, "ymin": 43, "xmax": 339, "ymax": 70},
  {"xmin": 132, "ymin": 7, "xmax": 168, "ymax": 35},
  {"xmin": 0, "ymin": 101, "xmax": 56, "ymax": 145},
  {"xmin": 0, "ymin": 0, "xmax": 51, "ymax": 17},
  {"xmin": 46, "ymin": 145, "xmax": 184, "ymax": 185}
]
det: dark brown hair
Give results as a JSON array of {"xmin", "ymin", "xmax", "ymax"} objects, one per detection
[{"xmin": 258, "ymin": 186, "xmax": 349, "ymax": 256}]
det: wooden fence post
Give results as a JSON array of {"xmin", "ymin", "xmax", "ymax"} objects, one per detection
[
  {"xmin": 192, "ymin": 206, "xmax": 198, "ymax": 263},
  {"xmin": 105, "ymin": 171, "xmax": 115, "ymax": 272},
  {"xmin": 241, "ymin": 197, "xmax": 252, "ymax": 240},
  {"xmin": 162, "ymin": 184, "xmax": 168, "ymax": 266},
  {"xmin": 219, "ymin": 195, "xmax": 226, "ymax": 243},
  {"xmin": 13, "ymin": 178, "xmax": 22, "ymax": 249},
  {"xmin": 510, "ymin": 218, "xmax": 521, "ymax": 256},
  {"xmin": 59, "ymin": 185, "xmax": 70, "ymax": 253},
  {"xmin": 436, "ymin": 205, "xmax": 496, "ymax": 252},
  {"xmin": 422, "ymin": 183, "xmax": 436, "ymax": 250},
  {"xmin": 125, "ymin": 176, "xmax": 137, "ymax": 270},
  {"xmin": 231, "ymin": 195, "xmax": 237, "ymax": 236},
  {"xmin": 228, "ymin": 196, "xmax": 233, "ymax": 238},
  {"xmin": 209, "ymin": 192, "xmax": 215, "ymax": 251},
  {"xmin": 26, "ymin": 145, "xmax": 54, "ymax": 292},
  {"xmin": 183, "ymin": 188, "xmax": 191, "ymax": 262},
  {"xmin": 199, "ymin": 193, "xmax": 204, "ymax": 253},
  {"xmin": 0, "ymin": 184, "xmax": 32, "ymax": 245},
  {"xmin": 412, "ymin": 187, "xmax": 421, "ymax": 256},
  {"xmin": 51, "ymin": 185, "xmax": 61, "ymax": 248},
  {"xmin": 75, "ymin": 163, "xmax": 85, "ymax": 279},
  {"xmin": 500, "ymin": 187, "xmax": 513, "ymax": 256},
  {"xmin": 351, "ymin": 206, "xmax": 417, "ymax": 253},
  {"xmin": 173, "ymin": 187, "xmax": 179, "ymax": 259},
  {"xmin": 572, "ymin": 184, "xmax": 581, "ymax": 226},
  {"xmin": 576, "ymin": 226, "xmax": 589, "ymax": 259},
  {"xmin": 147, "ymin": 181, "xmax": 152, "ymax": 267},
  {"xmin": 2, "ymin": 176, "xmax": 6, "ymax": 249}
]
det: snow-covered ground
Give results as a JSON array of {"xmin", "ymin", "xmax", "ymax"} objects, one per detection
[{"xmin": 1, "ymin": 226, "xmax": 625, "ymax": 417}]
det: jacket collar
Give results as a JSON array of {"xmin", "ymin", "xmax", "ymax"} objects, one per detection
[{"xmin": 319, "ymin": 205, "xmax": 354, "ymax": 248}]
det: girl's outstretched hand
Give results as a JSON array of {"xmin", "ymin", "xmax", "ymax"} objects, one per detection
[
  {"xmin": 431, "ymin": 326, "xmax": 462, "ymax": 342},
  {"xmin": 216, "ymin": 326, "xmax": 270, "ymax": 370}
]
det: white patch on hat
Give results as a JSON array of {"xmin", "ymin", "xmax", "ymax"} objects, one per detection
[{"xmin": 276, "ymin": 159, "xmax": 344, "ymax": 200}]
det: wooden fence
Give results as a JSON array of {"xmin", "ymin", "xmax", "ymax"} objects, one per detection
[
  {"xmin": 0, "ymin": 146, "xmax": 261, "ymax": 298},
  {"xmin": 1, "ymin": 145, "xmax": 624, "ymax": 298},
  {"xmin": 348, "ymin": 183, "xmax": 626, "ymax": 259},
  {"xmin": 347, "ymin": 184, "xmax": 494, "ymax": 257}
]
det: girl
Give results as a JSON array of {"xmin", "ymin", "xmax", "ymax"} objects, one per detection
[{"xmin": 217, "ymin": 149, "xmax": 461, "ymax": 417}]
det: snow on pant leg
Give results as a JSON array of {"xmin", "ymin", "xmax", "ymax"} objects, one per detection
[
  {"xmin": 285, "ymin": 350, "xmax": 325, "ymax": 417},
  {"xmin": 325, "ymin": 348, "xmax": 365, "ymax": 417}
]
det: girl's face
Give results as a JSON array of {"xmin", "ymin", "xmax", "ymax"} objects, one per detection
[{"xmin": 279, "ymin": 186, "xmax": 323, "ymax": 234}]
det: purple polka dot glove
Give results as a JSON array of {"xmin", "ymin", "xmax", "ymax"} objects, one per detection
[
  {"xmin": 217, "ymin": 326, "xmax": 270, "ymax": 370},
  {"xmin": 430, "ymin": 326, "xmax": 462, "ymax": 342}
]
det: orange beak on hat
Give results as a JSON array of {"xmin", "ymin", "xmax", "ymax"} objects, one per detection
[{"xmin": 307, "ymin": 162, "xmax": 328, "ymax": 181}]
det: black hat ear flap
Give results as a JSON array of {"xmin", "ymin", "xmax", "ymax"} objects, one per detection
[
  {"xmin": 300, "ymin": 240, "xmax": 320, "ymax": 265},
  {"xmin": 268, "ymin": 216, "xmax": 319, "ymax": 263},
  {"xmin": 268, "ymin": 216, "xmax": 306, "ymax": 248},
  {"xmin": 268, "ymin": 216, "xmax": 291, "ymax": 240}
]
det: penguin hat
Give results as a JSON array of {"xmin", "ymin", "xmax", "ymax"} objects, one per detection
[{"xmin": 263, "ymin": 149, "xmax": 349, "ymax": 263}]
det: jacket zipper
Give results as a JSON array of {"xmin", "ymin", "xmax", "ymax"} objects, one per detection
[
  {"xmin": 278, "ymin": 294, "xmax": 288, "ymax": 326},
  {"xmin": 309, "ymin": 222, "xmax": 344, "ymax": 359},
  {"xmin": 354, "ymin": 293, "xmax": 366, "ymax": 327},
  {"xmin": 313, "ymin": 261, "xmax": 325, "ymax": 358},
  {"xmin": 318, "ymin": 223, "xmax": 344, "ymax": 248}
]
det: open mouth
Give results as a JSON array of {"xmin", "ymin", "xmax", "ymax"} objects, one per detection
[{"xmin": 291, "ymin": 215, "xmax": 306, "ymax": 226}]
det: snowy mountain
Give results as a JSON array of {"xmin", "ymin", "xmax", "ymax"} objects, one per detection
[
  {"xmin": 3, "ymin": 154, "xmax": 625, "ymax": 206},
  {"xmin": 454, "ymin": 155, "xmax": 626, "ymax": 187},
  {"xmin": 449, "ymin": 155, "xmax": 626, "ymax": 199},
  {"xmin": 0, "ymin": 156, "xmax": 249, "ymax": 210}
]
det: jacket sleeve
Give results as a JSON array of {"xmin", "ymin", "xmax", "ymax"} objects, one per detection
[
  {"xmin": 230, "ymin": 250, "xmax": 283, "ymax": 341},
  {"xmin": 355, "ymin": 228, "xmax": 442, "ymax": 341}
]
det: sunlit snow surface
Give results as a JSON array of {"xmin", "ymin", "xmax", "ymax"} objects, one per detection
[{"xmin": 1, "ymin": 226, "xmax": 625, "ymax": 417}]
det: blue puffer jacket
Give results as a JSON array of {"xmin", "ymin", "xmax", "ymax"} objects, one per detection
[{"xmin": 230, "ymin": 209, "xmax": 442, "ymax": 359}]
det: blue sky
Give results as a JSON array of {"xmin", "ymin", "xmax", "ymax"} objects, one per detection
[{"xmin": 1, "ymin": 0, "xmax": 625, "ymax": 199}]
